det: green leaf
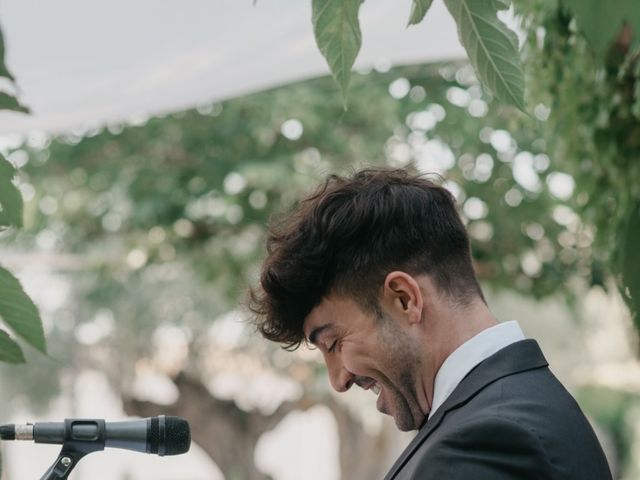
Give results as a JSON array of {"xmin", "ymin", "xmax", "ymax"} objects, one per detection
[
  {"xmin": 621, "ymin": 203, "xmax": 640, "ymax": 331},
  {"xmin": 312, "ymin": 0, "xmax": 364, "ymax": 108},
  {"xmin": 0, "ymin": 91, "xmax": 30, "ymax": 114},
  {"xmin": 0, "ymin": 154, "xmax": 23, "ymax": 228},
  {"xmin": 563, "ymin": 0, "xmax": 640, "ymax": 58},
  {"xmin": 0, "ymin": 24, "xmax": 15, "ymax": 81},
  {"xmin": 408, "ymin": 0, "xmax": 435, "ymax": 26},
  {"xmin": 0, "ymin": 328, "xmax": 25, "ymax": 363},
  {"xmin": 444, "ymin": 0, "xmax": 525, "ymax": 110},
  {"xmin": 0, "ymin": 152, "xmax": 16, "ymax": 177},
  {"xmin": 0, "ymin": 265, "xmax": 46, "ymax": 353},
  {"xmin": 0, "ymin": 24, "xmax": 30, "ymax": 114}
]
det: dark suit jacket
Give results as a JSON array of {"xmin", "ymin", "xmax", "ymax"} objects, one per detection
[{"xmin": 384, "ymin": 339, "xmax": 613, "ymax": 480}]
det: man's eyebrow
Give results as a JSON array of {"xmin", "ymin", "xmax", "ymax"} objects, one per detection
[{"xmin": 307, "ymin": 323, "xmax": 332, "ymax": 345}]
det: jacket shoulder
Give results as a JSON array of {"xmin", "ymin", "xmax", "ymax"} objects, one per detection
[{"xmin": 412, "ymin": 415, "xmax": 551, "ymax": 480}]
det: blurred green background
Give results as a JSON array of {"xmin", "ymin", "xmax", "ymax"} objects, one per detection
[
  {"xmin": 1, "ymin": 1, "xmax": 640, "ymax": 479},
  {"xmin": 0, "ymin": 60, "xmax": 638, "ymax": 478}
]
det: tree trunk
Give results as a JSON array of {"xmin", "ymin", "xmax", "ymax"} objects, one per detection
[
  {"xmin": 123, "ymin": 373, "xmax": 298, "ymax": 480},
  {"xmin": 323, "ymin": 396, "xmax": 400, "ymax": 480},
  {"xmin": 123, "ymin": 373, "xmax": 401, "ymax": 480}
]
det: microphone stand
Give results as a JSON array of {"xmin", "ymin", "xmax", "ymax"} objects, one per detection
[{"xmin": 40, "ymin": 419, "xmax": 106, "ymax": 480}]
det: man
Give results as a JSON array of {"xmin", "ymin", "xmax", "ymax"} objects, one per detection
[{"xmin": 249, "ymin": 168, "xmax": 613, "ymax": 479}]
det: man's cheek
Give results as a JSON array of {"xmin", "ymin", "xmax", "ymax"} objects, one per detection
[{"xmin": 343, "ymin": 351, "xmax": 371, "ymax": 376}]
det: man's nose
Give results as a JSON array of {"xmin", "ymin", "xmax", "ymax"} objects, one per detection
[{"xmin": 328, "ymin": 363, "xmax": 354, "ymax": 393}]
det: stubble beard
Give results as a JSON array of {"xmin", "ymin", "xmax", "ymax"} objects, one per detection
[{"xmin": 377, "ymin": 314, "xmax": 425, "ymax": 431}]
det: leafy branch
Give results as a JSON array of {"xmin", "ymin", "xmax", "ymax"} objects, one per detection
[
  {"xmin": 0, "ymin": 25, "xmax": 43, "ymax": 368},
  {"xmin": 0, "ymin": 155, "xmax": 46, "ymax": 364},
  {"xmin": 312, "ymin": 0, "xmax": 526, "ymax": 110},
  {"xmin": 515, "ymin": 0, "xmax": 640, "ymax": 328},
  {"xmin": 0, "ymin": 23, "xmax": 29, "ymax": 114}
]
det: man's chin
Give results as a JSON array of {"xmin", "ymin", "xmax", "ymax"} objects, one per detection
[
  {"xmin": 379, "ymin": 391, "xmax": 426, "ymax": 431},
  {"xmin": 391, "ymin": 411, "xmax": 425, "ymax": 432}
]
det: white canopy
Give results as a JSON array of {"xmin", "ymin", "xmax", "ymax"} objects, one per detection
[{"xmin": 0, "ymin": 0, "xmax": 464, "ymax": 135}]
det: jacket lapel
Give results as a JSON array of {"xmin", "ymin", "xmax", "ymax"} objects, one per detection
[{"xmin": 384, "ymin": 339, "xmax": 549, "ymax": 480}]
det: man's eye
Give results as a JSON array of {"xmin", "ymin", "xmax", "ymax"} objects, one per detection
[{"xmin": 328, "ymin": 340, "xmax": 338, "ymax": 353}]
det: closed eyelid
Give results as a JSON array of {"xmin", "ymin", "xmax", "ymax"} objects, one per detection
[
  {"xmin": 318, "ymin": 336, "xmax": 336, "ymax": 352},
  {"xmin": 308, "ymin": 323, "xmax": 333, "ymax": 345},
  {"xmin": 318, "ymin": 335, "xmax": 339, "ymax": 354}
]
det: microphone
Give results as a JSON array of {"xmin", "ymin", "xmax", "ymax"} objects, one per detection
[{"xmin": 0, "ymin": 415, "xmax": 190, "ymax": 457}]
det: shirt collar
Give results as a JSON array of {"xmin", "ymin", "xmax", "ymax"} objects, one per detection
[{"xmin": 428, "ymin": 320, "xmax": 526, "ymax": 419}]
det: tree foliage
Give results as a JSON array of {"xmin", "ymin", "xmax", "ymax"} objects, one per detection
[
  {"xmin": 0, "ymin": 23, "xmax": 28, "ymax": 114},
  {"xmin": 443, "ymin": 0, "xmax": 525, "ymax": 110},
  {"xmin": 312, "ymin": 0, "xmax": 364, "ymax": 108},
  {"xmin": 0, "ymin": 266, "xmax": 45, "ymax": 354},
  {"xmin": 10, "ymin": 64, "xmax": 588, "ymax": 306},
  {"xmin": 515, "ymin": 0, "xmax": 640, "ymax": 329},
  {"xmin": 0, "ymin": 61, "xmax": 594, "ymax": 400},
  {"xmin": 0, "ymin": 154, "xmax": 23, "ymax": 228},
  {"xmin": 408, "ymin": 0, "xmax": 435, "ymax": 26},
  {"xmin": 312, "ymin": 0, "xmax": 526, "ymax": 109},
  {"xmin": 0, "ymin": 2, "xmax": 639, "ymax": 477},
  {"xmin": 562, "ymin": 0, "xmax": 640, "ymax": 58},
  {"xmin": 0, "ymin": 154, "xmax": 45, "ymax": 364},
  {"xmin": 4, "ymin": 0, "xmax": 638, "ymax": 364},
  {"xmin": 0, "ymin": 25, "xmax": 42, "ymax": 370},
  {"xmin": 3, "ymin": 49, "xmax": 640, "ymax": 477},
  {"xmin": 0, "ymin": 62, "xmax": 593, "ymax": 477},
  {"xmin": 309, "ymin": 0, "xmax": 640, "ymax": 328}
]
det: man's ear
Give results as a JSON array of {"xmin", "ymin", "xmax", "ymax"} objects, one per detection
[{"xmin": 382, "ymin": 271, "xmax": 424, "ymax": 325}]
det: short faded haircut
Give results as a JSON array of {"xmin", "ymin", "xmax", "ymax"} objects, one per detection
[{"xmin": 249, "ymin": 168, "xmax": 483, "ymax": 350}]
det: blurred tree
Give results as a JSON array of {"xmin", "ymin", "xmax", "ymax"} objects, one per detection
[
  {"xmin": 2, "ymin": 61, "xmax": 616, "ymax": 477},
  {"xmin": 515, "ymin": 0, "xmax": 640, "ymax": 330},
  {"xmin": 0, "ymin": 1, "xmax": 639, "ymax": 478}
]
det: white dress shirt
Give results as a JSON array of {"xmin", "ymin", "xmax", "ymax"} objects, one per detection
[{"xmin": 428, "ymin": 321, "xmax": 526, "ymax": 420}]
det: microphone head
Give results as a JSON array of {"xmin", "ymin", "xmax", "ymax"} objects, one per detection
[
  {"xmin": 0, "ymin": 424, "xmax": 15, "ymax": 440},
  {"xmin": 148, "ymin": 416, "xmax": 190, "ymax": 456},
  {"xmin": 164, "ymin": 416, "xmax": 191, "ymax": 456}
]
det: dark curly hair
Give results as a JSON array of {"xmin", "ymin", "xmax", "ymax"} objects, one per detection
[{"xmin": 248, "ymin": 168, "xmax": 483, "ymax": 350}]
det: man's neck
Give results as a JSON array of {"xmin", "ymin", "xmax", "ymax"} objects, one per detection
[{"xmin": 420, "ymin": 299, "xmax": 499, "ymax": 415}]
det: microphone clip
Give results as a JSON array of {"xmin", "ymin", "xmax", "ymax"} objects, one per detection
[{"xmin": 40, "ymin": 419, "xmax": 106, "ymax": 480}]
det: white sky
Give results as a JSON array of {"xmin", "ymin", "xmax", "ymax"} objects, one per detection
[{"xmin": 0, "ymin": 0, "xmax": 465, "ymax": 135}]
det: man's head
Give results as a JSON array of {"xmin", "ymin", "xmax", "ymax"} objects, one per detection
[{"xmin": 250, "ymin": 168, "xmax": 486, "ymax": 430}]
